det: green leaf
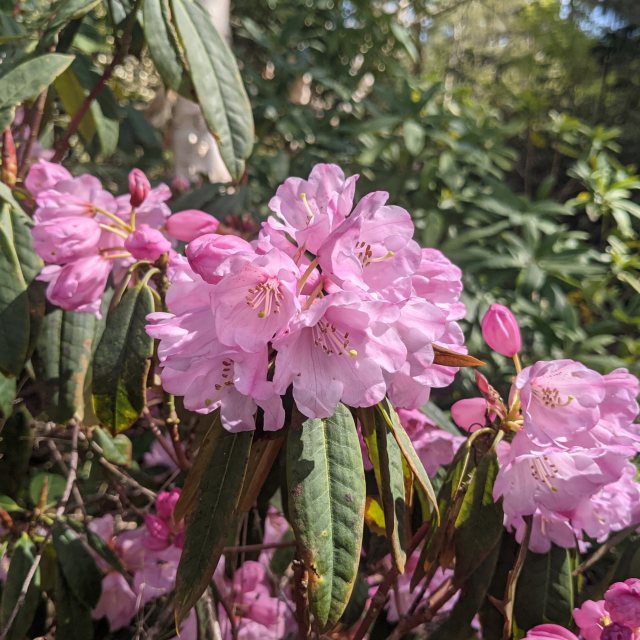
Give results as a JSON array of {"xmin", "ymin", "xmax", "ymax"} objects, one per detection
[
  {"xmin": 0, "ymin": 372, "xmax": 16, "ymax": 418},
  {"xmin": 365, "ymin": 406, "xmax": 407, "ymax": 573},
  {"xmin": 143, "ymin": 0, "xmax": 188, "ymax": 92},
  {"xmin": 54, "ymin": 563, "xmax": 94, "ymax": 640},
  {"xmin": 170, "ymin": 0, "xmax": 254, "ymax": 181},
  {"xmin": 28, "ymin": 472, "xmax": 66, "ymax": 507},
  {"xmin": 403, "ymin": 119, "xmax": 425, "ymax": 156},
  {"xmin": 454, "ymin": 450, "xmax": 504, "ymax": 583},
  {"xmin": 377, "ymin": 400, "xmax": 438, "ymax": 518},
  {"xmin": 0, "ymin": 203, "xmax": 45, "ymax": 376},
  {"xmin": 44, "ymin": 0, "xmax": 101, "ymax": 37},
  {"xmin": 514, "ymin": 545, "xmax": 574, "ymax": 631},
  {"xmin": 35, "ymin": 308, "xmax": 97, "ymax": 423},
  {"xmin": 428, "ymin": 533, "xmax": 502, "ymax": 640},
  {"xmin": 52, "ymin": 524, "xmax": 102, "ymax": 609},
  {"xmin": 91, "ymin": 427, "xmax": 132, "ymax": 466},
  {"xmin": 0, "ymin": 53, "xmax": 74, "ymax": 112},
  {"xmin": 0, "ymin": 406, "xmax": 34, "ymax": 499},
  {"xmin": 174, "ymin": 419, "xmax": 253, "ymax": 625},
  {"xmin": 286, "ymin": 404, "xmax": 366, "ymax": 631},
  {"xmin": 92, "ymin": 283, "xmax": 154, "ymax": 433},
  {"xmin": 66, "ymin": 518, "xmax": 126, "ymax": 575},
  {"xmin": 0, "ymin": 495, "xmax": 23, "ymax": 513},
  {"xmin": 0, "ymin": 534, "xmax": 41, "ymax": 640}
]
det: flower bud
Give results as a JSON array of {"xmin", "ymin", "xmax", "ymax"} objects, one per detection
[
  {"xmin": 481, "ymin": 303, "xmax": 521, "ymax": 357},
  {"xmin": 128, "ymin": 168, "xmax": 150, "ymax": 207},
  {"xmin": 1, "ymin": 128, "xmax": 17, "ymax": 187},
  {"xmin": 166, "ymin": 209, "xmax": 220, "ymax": 242},
  {"xmin": 124, "ymin": 224, "xmax": 171, "ymax": 261},
  {"xmin": 600, "ymin": 624, "xmax": 633, "ymax": 640},
  {"xmin": 451, "ymin": 398, "xmax": 487, "ymax": 432},
  {"xmin": 186, "ymin": 233, "xmax": 252, "ymax": 283}
]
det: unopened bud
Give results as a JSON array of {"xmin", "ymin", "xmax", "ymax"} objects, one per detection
[
  {"xmin": 128, "ymin": 168, "xmax": 150, "ymax": 207},
  {"xmin": 166, "ymin": 209, "xmax": 220, "ymax": 242},
  {"xmin": 2, "ymin": 128, "xmax": 17, "ymax": 187},
  {"xmin": 481, "ymin": 303, "xmax": 521, "ymax": 357},
  {"xmin": 451, "ymin": 398, "xmax": 487, "ymax": 432}
]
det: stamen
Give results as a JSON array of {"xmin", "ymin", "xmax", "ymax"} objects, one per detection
[
  {"xmin": 529, "ymin": 456, "xmax": 559, "ymax": 492},
  {"xmin": 355, "ymin": 241, "xmax": 394, "ymax": 267},
  {"xmin": 100, "ymin": 249, "xmax": 131, "ymax": 260},
  {"xmin": 312, "ymin": 320, "xmax": 354, "ymax": 357},
  {"xmin": 99, "ymin": 223, "xmax": 129, "ymax": 239},
  {"xmin": 534, "ymin": 386, "xmax": 573, "ymax": 408},
  {"xmin": 297, "ymin": 257, "xmax": 319, "ymax": 291},
  {"xmin": 300, "ymin": 192, "xmax": 314, "ymax": 224},
  {"xmin": 245, "ymin": 279, "xmax": 283, "ymax": 318},
  {"xmin": 92, "ymin": 205, "xmax": 133, "ymax": 231}
]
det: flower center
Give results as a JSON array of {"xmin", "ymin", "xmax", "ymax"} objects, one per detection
[
  {"xmin": 214, "ymin": 359, "xmax": 235, "ymax": 392},
  {"xmin": 312, "ymin": 320, "xmax": 357, "ymax": 357},
  {"xmin": 529, "ymin": 455, "xmax": 559, "ymax": 492},
  {"xmin": 354, "ymin": 240, "xmax": 393, "ymax": 267},
  {"xmin": 533, "ymin": 385, "xmax": 573, "ymax": 408},
  {"xmin": 246, "ymin": 279, "xmax": 283, "ymax": 318}
]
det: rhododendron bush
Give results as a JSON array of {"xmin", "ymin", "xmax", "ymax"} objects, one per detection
[{"xmin": 0, "ymin": 3, "xmax": 638, "ymax": 640}]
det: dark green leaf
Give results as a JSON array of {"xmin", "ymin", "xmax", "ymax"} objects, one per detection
[
  {"xmin": 174, "ymin": 420, "xmax": 253, "ymax": 625},
  {"xmin": 92, "ymin": 283, "xmax": 154, "ymax": 433},
  {"xmin": 54, "ymin": 564, "xmax": 94, "ymax": 640},
  {"xmin": 0, "ymin": 372, "xmax": 16, "ymax": 419},
  {"xmin": 0, "ymin": 406, "xmax": 33, "ymax": 499},
  {"xmin": 514, "ymin": 546, "xmax": 574, "ymax": 631},
  {"xmin": 35, "ymin": 308, "xmax": 97, "ymax": 423},
  {"xmin": 28, "ymin": 472, "xmax": 66, "ymax": 507},
  {"xmin": 0, "ymin": 534, "xmax": 41, "ymax": 640},
  {"xmin": 52, "ymin": 524, "xmax": 102, "ymax": 609},
  {"xmin": 44, "ymin": 0, "xmax": 101, "ymax": 37},
  {"xmin": 454, "ymin": 450, "xmax": 504, "ymax": 583},
  {"xmin": 0, "ymin": 54, "xmax": 74, "ymax": 111},
  {"xmin": 286, "ymin": 404, "xmax": 366, "ymax": 631},
  {"xmin": 170, "ymin": 0, "xmax": 254, "ymax": 181}
]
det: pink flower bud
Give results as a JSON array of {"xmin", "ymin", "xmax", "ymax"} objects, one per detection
[
  {"xmin": 481, "ymin": 303, "xmax": 521, "ymax": 357},
  {"xmin": 451, "ymin": 398, "xmax": 487, "ymax": 432},
  {"xmin": 128, "ymin": 168, "xmax": 150, "ymax": 207},
  {"xmin": 166, "ymin": 209, "xmax": 220, "ymax": 242},
  {"xmin": 155, "ymin": 488, "xmax": 181, "ymax": 520},
  {"xmin": 124, "ymin": 224, "xmax": 171, "ymax": 261},
  {"xmin": 185, "ymin": 233, "xmax": 252, "ymax": 283}
]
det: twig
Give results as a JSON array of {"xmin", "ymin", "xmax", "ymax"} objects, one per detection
[
  {"xmin": 502, "ymin": 518, "xmax": 532, "ymax": 640},
  {"xmin": 352, "ymin": 520, "xmax": 431, "ymax": 640},
  {"xmin": 573, "ymin": 525, "xmax": 637, "ymax": 576},
  {"xmin": 211, "ymin": 582, "xmax": 238, "ymax": 640},
  {"xmin": 143, "ymin": 408, "xmax": 182, "ymax": 470},
  {"xmin": 47, "ymin": 425, "xmax": 85, "ymax": 517},
  {"xmin": 292, "ymin": 557, "xmax": 310, "ymax": 640},
  {"xmin": 17, "ymin": 90, "xmax": 48, "ymax": 180}
]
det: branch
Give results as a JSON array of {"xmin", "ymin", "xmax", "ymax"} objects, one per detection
[
  {"xmin": 292, "ymin": 556, "xmax": 310, "ymax": 640},
  {"xmin": 17, "ymin": 90, "xmax": 48, "ymax": 180}
]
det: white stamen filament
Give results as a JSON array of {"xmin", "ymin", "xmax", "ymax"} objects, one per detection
[{"xmin": 300, "ymin": 192, "xmax": 314, "ymax": 224}]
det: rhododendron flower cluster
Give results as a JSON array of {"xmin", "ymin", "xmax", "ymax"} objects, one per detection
[
  {"xmin": 524, "ymin": 579, "xmax": 640, "ymax": 640},
  {"xmin": 147, "ymin": 164, "xmax": 466, "ymax": 431},
  {"xmin": 26, "ymin": 160, "xmax": 216, "ymax": 316}
]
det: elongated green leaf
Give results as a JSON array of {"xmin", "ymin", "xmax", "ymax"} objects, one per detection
[
  {"xmin": 143, "ymin": 0, "xmax": 188, "ymax": 92},
  {"xmin": 377, "ymin": 400, "xmax": 438, "ymax": 518},
  {"xmin": 428, "ymin": 533, "xmax": 502, "ymax": 640},
  {"xmin": 0, "ymin": 202, "xmax": 44, "ymax": 377},
  {"xmin": 45, "ymin": 0, "xmax": 101, "ymax": 36},
  {"xmin": 0, "ymin": 406, "xmax": 34, "ymax": 499},
  {"xmin": 174, "ymin": 421, "xmax": 253, "ymax": 625},
  {"xmin": 52, "ymin": 524, "xmax": 102, "ymax": 609},
  {"xmin": 36, "ymin": 308, "xmax": 97, "ymax": 423},
  {"xmin": 66, "ymin": 518, "xmax": 125, "ymax": 575},
  {"xmin": 454, "ymin": 450, "xmax": 504, "ymax": 583},
  {"xmin": 514, "ymin": 545, "xmax": 574, "ymax": 631},
  {"xmin": 0, "ymin": 534, "xmax": 41, "ymax": 640},
  {"xmin": 170, "ymin": 0, "xmax": 254, "ymax": 181},
  {"xmin": 287, "ymin": 404, "xmax": 366, "ymax": 631},
  {"xmin": 54, "ymin": 564, "xmax": 94, "ymax": 640},
  {"xmin": 371, "ymin": 407, "xmax": 407, "ymax": 573},
  {"xmin": 0, "ymin": 53, "xmax": 74, "ymax": 111},
  {"xmin": 0, "ymin": 372, "xmax": 16, "ymax": 418},
  {"xmin": 92, "ymin": 284, "xmax": 154, "ymax": 433}
]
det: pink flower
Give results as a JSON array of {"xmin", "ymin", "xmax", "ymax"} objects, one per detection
[
  {"xmin": 451, "ymin": 398, "xmax": 488, "ymax": 432},
  {"xmin": 38, "ymin": 255, "xmax": 112, "ymax": 315},
  {"xmin": 267, "ymin": 163, "xmax": 358, "ymax": 253},
  {"xmin": 318, "ymin": 191, "xmax": 421, "ymax": 298},
  {"xmin": 32, "ymin": 216, "xmax": 101, "ymax": 264},
  {"xmin": 186, "ymin": 233, "xmax": 253, "ymax": 283},
  {"xmin": 124, "ymin": 224, "xmax": 171, "ymax": 261},
  {"xmin": 523, "ymin": 625, "xmax": 579, "ymax": 640},
  {"xmin": 573, "ymin": 599, "xmax": 608, "ymax": 640},
  {"xmin": 601, "ymin": 623, "xmax": 634, "ymax": 640},
  {"xmin": 129, "ymin": 168, "xmax": 151, "ymax": 207},
  {"xmin": 516, "ymin": 359, "xmax": 606, "ymax": 445},
  {"xmin": 605, "ymin": 579, "xmax": 640, "ymax": 628},
  {"xmin": 210, "ymin": 248, "xmax": 300, "ymax": 352},
  {"xmin": 92, "ymin": 572, "xmax": 138, "ymax": 631},
  {"xmin": 25, "ymin": 160, "xmax": 71, "ymax": 196},
  {"xmin": 143, "ymin": 439, "xmax": 179, "ymax": 471},
  {"xmin": 166, "ymin": 209, "xmax": 220, "ymax": 242},
  {"xmin": 272, "ymin": 292, "xmax": 387, "ymax": 418},
  {"xmin": 143, "ymin": 489, "xmax": 184, "ymax": 550},
  {"xmin": 133, "ymin": 544, "xmax": 182, "ymax": 606},
  {"xmin": 481, "ymin": 303, "xmax": 521, "ymax": 357}
]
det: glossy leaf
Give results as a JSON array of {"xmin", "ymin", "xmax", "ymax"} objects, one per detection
[
  {"xmin": 174, "ymin": 421, "xmax": 253, "ymax": 625},
  {"xmin": 286, "ymin": 404, "xmax": 366, "ymax": 631},
  {"xmin": 454, "ymin": 450, "xmax": 504, "ymax": 583},
  {"xmin": 35, "ymin": 308, "xmax": 97, "ymax": 423},
  {"xmin": 52, "ymin": 524, "xmax": 102, "ymax": 609},
  {"xmin": 514, "ymin": 545, "xmax": 575, "ymax": 631},
  {"xmin": 92, "ymin": 283, "xmax": 154, "ymax": 433},
  {"xmin": 0, "ymin": 533, "xmax": 41, "ymax": 640},
  {"xmin": 170, "ymin": 0, "xmax": 254, "ymax": 181}
]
